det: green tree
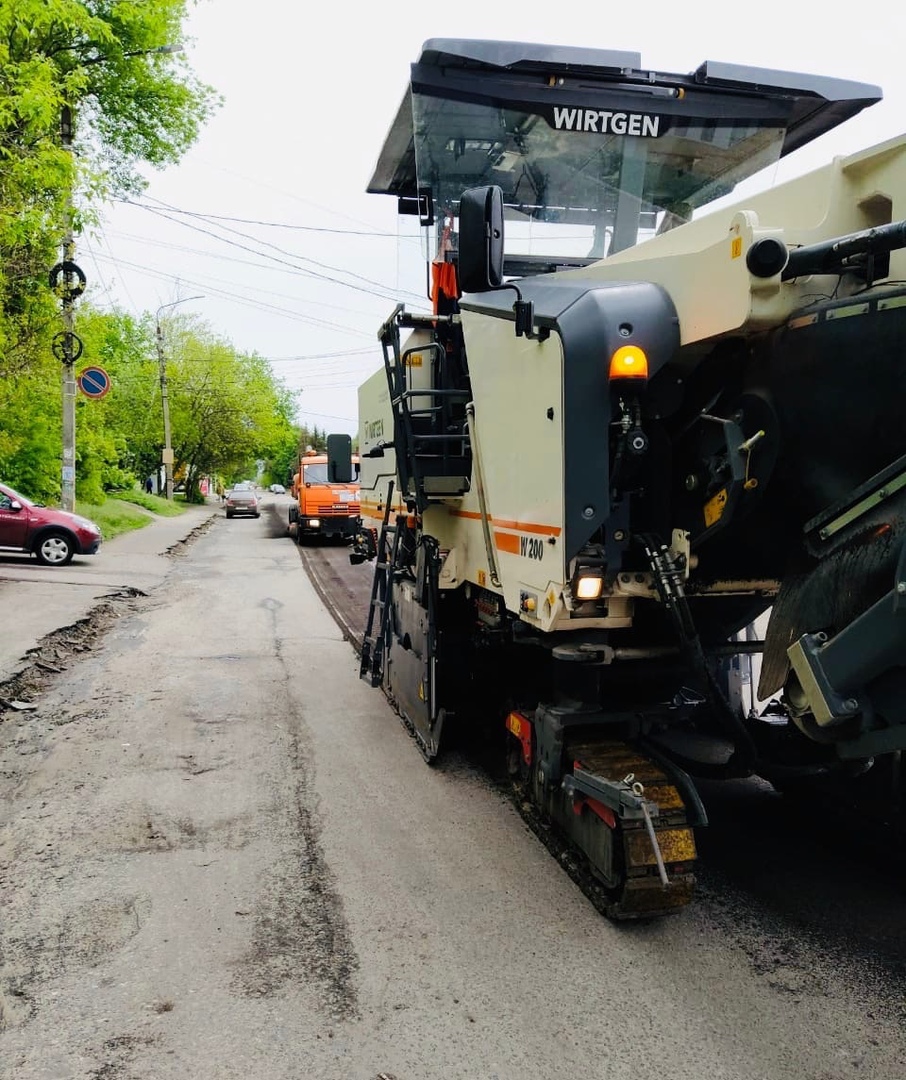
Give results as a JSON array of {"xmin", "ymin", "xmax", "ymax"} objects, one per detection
[
  {"xmin": 269, "ymin": 427, "xmax": 304, "ymax": 488},
  {"xmin": 69, "ymin": 307, "xmax": 160, "ymax": 497},
  {"xmin": 0, "ymin": 305, "xmax": 158, "ymax": 499},
  {"xmin": 158, "ymin": 316, "xmax": 297, "ymax": 500},
  {"xmin": 0, "ymin": 302, "xmax": 297, "ymax": 506},
  {"xmin": 0, "ymin": 356, "xmax": 62, "ymax": 499},
  {"xmin": 0, "ymin": 0, "xmax": 219, "ymax": 376}
]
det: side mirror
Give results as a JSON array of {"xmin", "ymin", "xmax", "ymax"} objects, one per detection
[
  {"xmin": 9, "ymin": 500, "xmax": 22, "ymax": 511},
  {"xmin": 458, "ymin": 185, "xmax": 504, "ymax": 292},
  {"xmin": 327, "ymin": 432, "xmax": 353, "ymax": 483}
]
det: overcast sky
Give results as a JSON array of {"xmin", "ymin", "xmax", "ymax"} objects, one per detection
[{"xmin": 88, "ymin": 0, "xmax": 905, "ymax": 437}]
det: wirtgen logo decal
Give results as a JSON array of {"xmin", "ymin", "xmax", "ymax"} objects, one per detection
[{"xmin": 549, "ymin": 107, "xmax": 663, "ymax": 136}]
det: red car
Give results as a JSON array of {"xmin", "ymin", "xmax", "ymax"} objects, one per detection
[{"xmin": 0, "ymin": 481, "xmax": 102, "ymax": 566}]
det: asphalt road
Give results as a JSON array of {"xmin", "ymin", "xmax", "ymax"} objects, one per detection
[
  {"xmin": 0, "ymin": 499, "xmax": 222, "ymax": 684},
  {"xmin": 0, "ymin": 497, "xmax": 904, "ymax": 1079}
]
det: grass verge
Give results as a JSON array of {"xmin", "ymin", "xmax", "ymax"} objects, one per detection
[
  {"xmin": 76, "ymin": 490, "xmax": 187, "ymax": 542},
  {"xmin": 112, "ymin": 490, "xmax": 186, "ymax": 517}
]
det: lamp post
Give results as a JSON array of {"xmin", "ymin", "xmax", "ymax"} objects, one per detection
[{"xmin": 156, "ymin": 296, "xmax": 203, "ymax": 498}]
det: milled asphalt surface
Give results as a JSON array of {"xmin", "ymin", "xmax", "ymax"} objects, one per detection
[
  {"xmin": 0, "ymin": 499, "xmax": 223, "ymax": 685},
  {"xmin": 2, "ymin": 495, "xmax": 905, "ymax": 1078}
]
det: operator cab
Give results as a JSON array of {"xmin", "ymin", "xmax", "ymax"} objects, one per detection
[
  {"xmin": 369, "ymin": 39, "xmax": 879, "ymax": 274},
  {"xmin": 365, "ymin": 40, "xmax": 880, "ymax": 513}
]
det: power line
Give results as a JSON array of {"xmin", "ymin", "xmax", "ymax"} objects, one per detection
[
  {"xmin": 88, "ymin": 250, "xmax": 380, "ymax": 337},
  {"xmin": 95, "ymin": 227, "xmax": 400, "ymax": 320},
  {"xmin": 179, "ymin": 155, "xmax": 397, "ymax": 236},
  {"xmin": 267, "ymin": 347, "xmax": 376, "ymax": 361},
  {"xmin": 295, "ymin": 408, "xmax": 358, "ymax": 424},
  {"xmin": 129, "ymin": 198, "xmax": 426, "ymax": 306},
  {"xmin": 117, "ymin": 198, "xmax": 415, "ymax": 238}
]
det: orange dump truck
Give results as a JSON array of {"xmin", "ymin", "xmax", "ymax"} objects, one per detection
[{"xmin": 288, "ymin": 448, "xmax": 360, "ymax": 542}]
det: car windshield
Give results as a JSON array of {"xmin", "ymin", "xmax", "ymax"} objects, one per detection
[{"xmin": 303, "ymin": 464, "xmax": 329, "ymax": 484}]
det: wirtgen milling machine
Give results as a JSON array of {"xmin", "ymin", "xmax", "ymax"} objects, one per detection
[{"xmin": 345, "ymin": 39, "xmax": 906, "ymax": 917}]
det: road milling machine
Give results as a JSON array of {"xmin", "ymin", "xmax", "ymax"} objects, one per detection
[{"xmin": 345, "ymin": 39, "xmax": 906, "ymax": 917}]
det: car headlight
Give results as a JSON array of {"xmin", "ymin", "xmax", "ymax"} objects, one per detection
[{"xmin": 73, "ymin": 516, "xmax": 100, "ymax": 533}]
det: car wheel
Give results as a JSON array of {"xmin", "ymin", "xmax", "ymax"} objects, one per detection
[
  {"xmin": 34, "ymin": 530, "xmax": 75, "ymax": 566},
  {"xmin": 226, "ymin": 511, "xmax": 233, "ymax": 519},
  {"xmin": 254, "ymin": 512, "xmax": 261, "ymax": 518}
]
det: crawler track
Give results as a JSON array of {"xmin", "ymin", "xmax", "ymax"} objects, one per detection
[{"xmin": 294, "ymin": 529, "xmax": 906, "ymax": 951}]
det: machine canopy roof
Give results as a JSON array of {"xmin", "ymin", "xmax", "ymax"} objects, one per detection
[{"xmin": 368, "ymin": 39, "xmax": 881, "ymax": 258}]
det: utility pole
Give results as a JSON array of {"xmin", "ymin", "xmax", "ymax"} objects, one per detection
[
  {"xmin": 156, "ymin": 297, "xmax": 203, "ymax": 498},
  {"xmin": 54, "ymin": 105, "xmax": 86, "ymax": 512}
]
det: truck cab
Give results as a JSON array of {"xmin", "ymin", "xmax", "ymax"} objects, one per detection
[{"xmin": 289, "ymin": 449, "xmax": 361, "ymax": 542}]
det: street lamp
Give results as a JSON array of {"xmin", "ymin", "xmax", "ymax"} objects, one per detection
[{"xmin": 156, "ymin": 296, "xmax": 203, "ymax": 498}]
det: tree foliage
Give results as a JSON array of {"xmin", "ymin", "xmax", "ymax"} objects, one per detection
[
  {"xmin": 0, "ymin": 3, "xmax": 306, "ymax": 506},
  {"xmin": 161, "ymin": 316, "xmax": 298, "ymax": 496},
  {"xmin": 0, "ymin": 357, "xmax": 61, "ymax": 499},
  {"xmin": 0, "ymin": 0, "xmax": 219, "ymax": 375},
  {"xmin": 0, "ymin": 305, "xmax": 302, "ymax": 504}
]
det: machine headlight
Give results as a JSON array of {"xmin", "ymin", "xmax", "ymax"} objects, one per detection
[
  {"xmin": 574, "ymin": 574, "xmax": 604, "ymax": 601},
  {"xmin": 307, "ymin": 518, "xmax": 321, "ymax": 528}
]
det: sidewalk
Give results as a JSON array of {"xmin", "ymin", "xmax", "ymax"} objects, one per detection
[{"xmin": 0, "ymin": 499, "xmax": 222, "ymax": 684}]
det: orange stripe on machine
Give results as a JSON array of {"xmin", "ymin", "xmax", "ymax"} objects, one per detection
[
  {"xmin": 451, "ymin": 509, "xmax": 560, "ymax": 536},
  {"xmin": 494, "ymin": 531, "xmax": 520, "ymax": 554}
]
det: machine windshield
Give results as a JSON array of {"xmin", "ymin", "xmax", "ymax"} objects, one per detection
[
  {"xmin": 410, "ymin": 89, "xmax": 786, "ymax": 260},
  {"xmin": 369, "ymin": 42, "xmax": 880, "ymax": 273}
]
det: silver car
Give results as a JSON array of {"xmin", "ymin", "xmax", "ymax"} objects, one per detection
[{"xmin": 224, "ymin": 485, "xmax": 260, "ymax": 518}]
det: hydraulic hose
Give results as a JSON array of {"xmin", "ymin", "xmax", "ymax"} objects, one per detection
[{"xmin": 639, "ymin": 534, "xmax": 758, "ymax": 779}]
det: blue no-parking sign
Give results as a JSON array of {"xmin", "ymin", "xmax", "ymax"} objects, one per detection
[{"xmin": 77, "ymin": 366, "xmax": 111, "ymax": 399}]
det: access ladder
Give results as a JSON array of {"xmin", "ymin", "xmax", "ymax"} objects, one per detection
[
  {"xmin": 378, "ymin": 305, "xmax": 471, "ymax": 514},
  {"xmin": 359, "ymin": 482, "xmax": 401, "ymax": 687}
]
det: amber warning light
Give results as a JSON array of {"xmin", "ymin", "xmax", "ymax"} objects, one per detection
[{"xmin": 609, "ymin": 345, "xmax": 649, "ymax": 381}]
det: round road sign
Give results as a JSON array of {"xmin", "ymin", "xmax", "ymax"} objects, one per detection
[{"xmin": 77, "ymin": 366, "xmax": 111, "ymax": 399}]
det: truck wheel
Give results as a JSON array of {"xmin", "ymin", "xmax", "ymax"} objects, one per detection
[{"xmin": 34, "ymin": 530, "xmax": 75, "ymax": 566}]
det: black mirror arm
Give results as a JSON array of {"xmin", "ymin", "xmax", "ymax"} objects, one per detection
[{"xmin": 491, "ymin": 282, "xmax": 548, "ymax": 341}]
